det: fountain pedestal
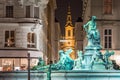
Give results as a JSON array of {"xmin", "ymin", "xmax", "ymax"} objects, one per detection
[{"xmin": 83, "ymin": 46, "xmax": 105, "ymax": 70}]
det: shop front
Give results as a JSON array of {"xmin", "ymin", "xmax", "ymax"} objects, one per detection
[{"xmin": 0, "ymin": 50, "xmax": 43, "ymax": 71}]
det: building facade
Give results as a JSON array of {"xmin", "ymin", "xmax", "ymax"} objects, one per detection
[
  {"xmin": 54, "ymin": 18, "xmax": 61, "ymax": 62},
  {"xmin": 75, "ymin": 17, "xmax": 83, "ymax": 51},
  {"xmin": 82, "ymin": 0, "xmax": 120, "ymax": 66},
  {"xmin": 0, "ymin": 0, "xmax": 57, "ymax": 71},
  {"xmin": 45, "ymin": 0, "xmax": 57, "ymax": 64}
]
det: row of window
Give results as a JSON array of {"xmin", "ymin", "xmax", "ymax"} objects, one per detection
[
  {"xmin": 5, "ymin": 31, "xmax": 36, "ymax": 48},
  {"xmin": 4, "ymin": 29, "xmax": 112, "ymax": 49},
  {"xmin": 6, "ymin": 6, "xmax": 39, "ymax": 18},
  {"xmin": 84, "ymin": 0, "xmax": 112, "ymax": 15}
]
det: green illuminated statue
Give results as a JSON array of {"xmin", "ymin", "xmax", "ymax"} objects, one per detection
[
  {"xmin": 83, "ymin": 16, "xmax": 100, "ymax": 47},
  {"xmin": 73, "ymin": 50, "xmax": 83, "ymax": 70},
  {"xmin": 31, "ymin": 48, "xmax": 74, "ymax": 71},
  {"xmin": 103, "ymin": 50, "xmax": 114, "ymax": 69},
  {"xmin": 73, "ymin": 16, "xmax": 114, "ymax": 70},
  {"xmin": 52, "ymin": 48, "xmax": 74, "ymax": 70}
]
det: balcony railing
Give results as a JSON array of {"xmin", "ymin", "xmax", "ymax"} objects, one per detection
[{"xmin": 0, "ymin": 17, "xmax": 41, "ymax": 23}]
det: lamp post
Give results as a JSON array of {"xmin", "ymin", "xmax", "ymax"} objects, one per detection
[
  {"xmin": 28, "ymin": 53, "xmax": 30, "ymax": 80},
  {"xmin": 47, "ymin": 61, "xmax": 52, "ymax": 80}
]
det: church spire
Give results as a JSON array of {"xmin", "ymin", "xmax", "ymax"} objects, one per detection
[
  {"xmin": 63, "ymin": 2, "xmax": 75, "ymax": 59},
  {"xmin": 65, "ymin": 4, "xmax": 73, "ymax": 27}
]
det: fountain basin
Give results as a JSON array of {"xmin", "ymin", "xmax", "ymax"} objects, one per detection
[{"xmin": 0, "ymin": 70, "xmax": 120, "ymax": 80}]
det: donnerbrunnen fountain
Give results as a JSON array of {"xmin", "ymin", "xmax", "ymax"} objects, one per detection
[
  {"xmin": 1, "ymin": 16, "xmax": 120, "ymax": 80},
  {"xmin": 33, "ymin": 16, "xmax": 114, "ymax": 71},
  {"xmin": 30, "ymin": 16, "xmax": 120, "ymax": 80}
]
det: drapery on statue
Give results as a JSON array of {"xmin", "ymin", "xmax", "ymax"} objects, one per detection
[{"xmin": 83, "ymin": 16, "xmax": 100, "ymax": 46}]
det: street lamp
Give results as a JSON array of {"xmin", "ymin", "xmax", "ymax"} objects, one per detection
[
  {"xmin": 47, "ymin": 61, "xmax": 52, "ymax": 80},
  {"xmin": 28, "ymin": 53, "xmax": 30, "ymax": 80}
]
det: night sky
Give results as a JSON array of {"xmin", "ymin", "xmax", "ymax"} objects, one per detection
[{"xmin": 55, "ymin": 0, "xmax": 83, "ymax": 35}]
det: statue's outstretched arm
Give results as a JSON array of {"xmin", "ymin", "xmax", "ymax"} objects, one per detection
[
  {"xmin": 83, "ymin": 22, "xmax": 90, "ymax": 32},
  {"xmin": 83, "ymin": 22, "xmax": 89, "ymax": 28}
]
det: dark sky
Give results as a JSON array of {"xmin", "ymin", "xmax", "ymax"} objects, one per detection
[{"xmin": 55, "ymin": 0, "xmax": 83, "ymax": 34}]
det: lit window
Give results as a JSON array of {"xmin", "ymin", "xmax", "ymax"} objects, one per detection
[
  {"xmin": 26, "ymin": 6, "xmax": 30, "ymax": 18},
  {"xmin": 2, "ymin": 59, "xmax": 13, "ymax": 71},
  {"xmin": 27, "ymin": 33, "xmax": 36, "ymax": 48},
  {"xmin": 5, "ymin": 31, "xmax": 15, "ymax": 47},
  {"xmin": 104, "ymin": 29, "xmax": 112, "ymax": 49},
  {"xmin": 6, "ymin": 6, "xmax": 13, "ymax": 17},
  {"xmin": 103, "ymin": 0, "xmax": 112, "ymax": 14}
]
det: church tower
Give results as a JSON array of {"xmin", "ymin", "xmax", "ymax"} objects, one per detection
[{"xmin": 64, "ymin": 5, "xmax": 75, "ymax": 59}]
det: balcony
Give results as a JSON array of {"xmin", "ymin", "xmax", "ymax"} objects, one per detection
[{"xmin": 0, "ymin": 17, "xmax": 41, "ymax": 23}]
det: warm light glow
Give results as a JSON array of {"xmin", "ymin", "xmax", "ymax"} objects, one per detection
[
  {"xmin": 60, "ymin": 5, "xmax": 76, "ymax": 59},
  {"xmin": 113, "ymin": 55, "xmax": 120, "ymax": 66}
]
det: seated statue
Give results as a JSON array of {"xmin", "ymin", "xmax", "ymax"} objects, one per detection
[
  {"xmin": 37, "ymin": 57, "xmax": 45, "ymax": 66},
  {"xmin": 31, "ymin": 57, "xmax": 45, "ymax": 70},
  {"xmin": 83, "ymin": 16, "xmax": 100, "ymax": 46}
]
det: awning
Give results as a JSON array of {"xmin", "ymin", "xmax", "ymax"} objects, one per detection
[{"xmin": 0, "ymin": 50, "xmax": 43, "ymax": 58}]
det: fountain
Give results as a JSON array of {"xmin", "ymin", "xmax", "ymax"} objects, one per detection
[
  {"xmin": 73, "ymin": 16, "xmax": 114, "ymax": 70},
  {"xmin": 30, "ymin": 16, "xmax": 120, "ymax": 80},
  {"xmin": 1, "ymin": 16, "xmax": 120, "ymax": 80},
  {"xmin": 33, "ymin": 16, "xmax": 114, "ymax": 71}
]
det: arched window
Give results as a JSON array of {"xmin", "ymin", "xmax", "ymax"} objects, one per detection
[
  {"xmin": 27, "ymin": 33, "xmax": 36, "ymax": 48},
  {"xmin": 5, "ymin": 30, "xmax": 15, "ymax": 47}
]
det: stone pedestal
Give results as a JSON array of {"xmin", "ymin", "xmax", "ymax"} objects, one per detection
[{"xmin": 82, "ymin": 46, "xmax": 104, "ymax": 70}]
